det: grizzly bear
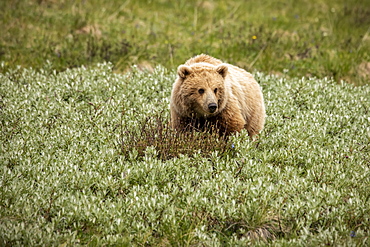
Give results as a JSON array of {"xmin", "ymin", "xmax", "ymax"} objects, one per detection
[{"xmin": 170, "ymin": 54, "xmax": 265, "ymax": 138}]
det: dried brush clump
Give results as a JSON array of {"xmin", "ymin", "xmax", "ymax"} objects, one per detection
[
  {"xmin": 243, "ymin": 218, "xmax": 281, "ymax": 242},
  {"xmin": 204, "ymin": 214, "xmax": 286, "ymax": 244},
  {"xmin": 118, "ymin": 113, "xmax": 232, "ymax": 160}
]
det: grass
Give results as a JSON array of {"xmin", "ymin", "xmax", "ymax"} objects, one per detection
[
  {"xmin": 0, "ymin": 63, "xmax": 369, "ymax": 245},
  {"xmin": 1, "ymin": 0, "xmax": 369, "ymax": 85},
  {"xmin": 1, "ymin": 0, "xmax": 370, "ymax": 245}
]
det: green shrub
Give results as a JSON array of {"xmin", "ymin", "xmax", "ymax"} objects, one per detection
[{"xmin": 0, "ymin": 62, "xmax": 369, "ymax": 246}]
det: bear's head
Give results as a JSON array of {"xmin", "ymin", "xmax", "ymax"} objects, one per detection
[{"xmin": 176, "ymin": 63, "xmax": 229, "ymax": 118}]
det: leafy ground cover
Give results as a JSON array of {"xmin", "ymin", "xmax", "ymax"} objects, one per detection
[
  {"xmin": 0, "ymin": 63, "xmax": 369, "ymax": 245},
  {"xmin": 1, "ymin": 0, "xmax": 369, "ymax": 245},
  {"xmin": 1, "ymin": 0, "xmax": 369, "ymax": 85}
]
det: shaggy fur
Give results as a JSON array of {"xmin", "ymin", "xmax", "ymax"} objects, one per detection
[{"xmin": 170, "ymin": 54, "xmax": 265, "ymax": 138}]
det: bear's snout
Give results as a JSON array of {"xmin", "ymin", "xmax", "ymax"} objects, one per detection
[{"xmin": 208, "ymin": 103, "xmax": 217, "ymax": 113}]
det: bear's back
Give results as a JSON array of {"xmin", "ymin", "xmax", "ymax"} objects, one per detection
[{"xmin": 185, "ymin": 54, "xmax": 223, "ymax": 66}]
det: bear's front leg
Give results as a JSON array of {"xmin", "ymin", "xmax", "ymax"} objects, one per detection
[
  {"xmin": 170, "ymin": 110, "xmax": 184, "ymax": 131},
  {"xmin": 218, "ymin": 106, "xmax": 246, "ymax": 136},
  {"xmin": 170, "ymin": 108, "xmax": 195, "ymax": 132}
]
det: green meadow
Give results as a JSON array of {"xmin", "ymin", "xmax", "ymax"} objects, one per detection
[
  {"xmin": 1, "ymin": 0, "xmax": 369, "ymax": 246},
  {"xmin": 1, "ymin": 0, "xmax": 369, "ymax": 84}
]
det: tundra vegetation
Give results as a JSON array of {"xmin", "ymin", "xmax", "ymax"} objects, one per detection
[
  {"xmin": 1, "ymin": 0, "xmax": 369, "ymax": 85},
  {"xmin": 0, "ymin": 0, "xmax": 369, "ymax": 246},
  {"xmin": 1, "ymin": 63, "xmax": 369, "ymax": 246}
]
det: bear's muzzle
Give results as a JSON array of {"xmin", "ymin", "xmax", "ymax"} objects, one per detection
[{"xmin": 208, "ymin": 103, "xmax": 217, "ymax": 113}]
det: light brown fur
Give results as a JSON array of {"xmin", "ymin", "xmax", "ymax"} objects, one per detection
[{"xmin": 170, "ymin": 54, "xmax": 265, "ymax": 138}]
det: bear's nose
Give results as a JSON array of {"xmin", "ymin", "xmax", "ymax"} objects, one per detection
[{"xmin": 208, "ymin": 103, "xmax": 217, "ymax": 113}]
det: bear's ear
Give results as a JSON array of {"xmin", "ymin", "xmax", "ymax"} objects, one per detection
[
  {"xmin": 216, "ymin": 64, "xmax": 228, "ymax": 78},
  {"xmin": 177, "ymin": 65, "xmax": 193, "ymax": 79}
]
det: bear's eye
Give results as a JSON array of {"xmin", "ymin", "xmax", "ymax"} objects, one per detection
[
  {"xmin": 214, "ymin": 88, "xmax": 218, "ymax": 94},
  {"xmin": 198, "ymin": 89, "xmax": 205, "ymax": 94}
]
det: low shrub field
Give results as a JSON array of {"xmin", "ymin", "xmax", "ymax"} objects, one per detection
[{"xmin": 0, "ymin": 63, "xmax": 369, "ymax": 245}]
